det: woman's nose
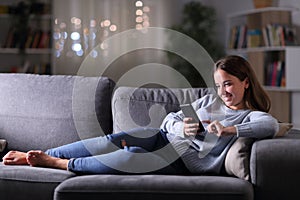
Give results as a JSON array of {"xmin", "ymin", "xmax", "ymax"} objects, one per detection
[{"xmin": 218, "ymin": 86, "xmax": 226, "ymax": 95}]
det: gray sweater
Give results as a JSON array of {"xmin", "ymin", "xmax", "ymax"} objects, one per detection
[{"xmin": 160, "ymin": 94, "xmax": 279, "ymax": 174}]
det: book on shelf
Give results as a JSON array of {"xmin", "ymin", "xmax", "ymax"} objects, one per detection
[
  {"xmin": 263, "ymin": 24, "xmax": 297, "ymax": 47},
  {"xmin": 31, "ymin": 30, "xmax": 42, "ymax": 48},
  {"xmin": 247, "ymin": 29, "xmax": 261, "ymax": 48},
  {"xmin": 229, "ymin": 26, "xmax": 237, "ymax": 49},
  {"xmin": 265, "ymin": 60, "xmax": 285, "ymax": 87},
  {"xmin": 25, "ymin": 29, "xmax": 34, "ymax": 49},
  {"xmin": 21, "ymin": 60, "xmax": 31, "ymax": 73},
  {"xmin": 228, "ymin": 25, "xmax": 247, "ymax": 49},
  {"xmin": 230, "ymin": 24, "xmax": 298, "ymax": 49},
  {"xmin": 3, "ymin": 26, "xmax": 51, "ymax": 49},
  {"xmin": 238, "ymin": 25, "xmax": 247, "ymax": 49},
  {"xmin": 38, "ymin": 31, "xmax": 51, "ymax": 48},
  {"xmin": 262, "ymin": 27, "xmax": 270, "ymax": 47},
  {"xmin": 284, "ymin": 26, "xmax": 297, "ymax": 46},
  {"xmin": 3, "ymin": 27, "xmax": 16, "ymax": 48},
  {"xmin": 266, "ymin": 24, "xmax": 276, "ymax": 46}
]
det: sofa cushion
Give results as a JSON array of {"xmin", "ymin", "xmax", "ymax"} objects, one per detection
[
  {"xmin": 0, "ymin": 73, "xmax": 115, "ymax": 153},
  {"xmin": 0, "ymin": 163, "xmax": 75, "ymax": 200},
  {"xmin": 111, "ymin": 86, "xmax": 212, "ymax": 133},
  {"xmin": 54, "ymin": 174, "xmax": 253, "ymax": 200}
]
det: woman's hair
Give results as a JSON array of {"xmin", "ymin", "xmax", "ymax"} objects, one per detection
[{"xmin": 214, "ymin": 55, "xmax": 271, "ymax": 112}]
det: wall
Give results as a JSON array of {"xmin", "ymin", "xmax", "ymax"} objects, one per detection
[{"xmin": 52, "ymin": 0, "xmax": 300, "ymax": 77}]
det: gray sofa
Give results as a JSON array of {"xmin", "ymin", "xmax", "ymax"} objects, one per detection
[{"xmin": 0, "ymin": 73, "xmax": 299, "ymax": 200}]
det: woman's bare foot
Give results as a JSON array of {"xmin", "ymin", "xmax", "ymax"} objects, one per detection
[
  {"xmin": 2, "ymin": 151, "xmax": 29, "ymax": 165},
  {"xmin": 26, "ymin": 150, "xmax": 68, "ymax": 170}
]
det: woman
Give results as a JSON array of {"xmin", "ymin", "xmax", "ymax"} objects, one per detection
[{"xmin": 2, "ymin": 55, "xmax": 278, "ymax": 175}]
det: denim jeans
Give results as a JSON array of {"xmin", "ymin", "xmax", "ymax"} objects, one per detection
[{"xmin": 46, "ymin": 128, "xmax": 188, "ymax": 175}]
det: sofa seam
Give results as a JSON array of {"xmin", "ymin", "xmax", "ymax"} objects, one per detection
[
  {"xmin": 1, "ymin": 178, "xmax": 68, "ymax": 184},
  {"xmin": 55, "ymin": 189, "xmax": 249, "ymax": 195},
  {"xmin": 0, "ymin": 115, "xmax": 82, "ymax": 120},
  {"xmin": 113, "ymin": 97, "xmax": 182, "ymax": 106}
]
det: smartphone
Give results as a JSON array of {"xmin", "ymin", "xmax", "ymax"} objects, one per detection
[{"xmin": 180, "ymin": 104, "xmax": 205, "ymax": 132}]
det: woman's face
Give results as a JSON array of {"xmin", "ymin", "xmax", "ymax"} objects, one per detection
[{"xmin": 214, "ymin": 69, "xmax": 249, "ymax": 110}]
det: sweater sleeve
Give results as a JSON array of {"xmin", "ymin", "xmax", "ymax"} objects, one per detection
[
  {"xmin": 160, "ymin": 111, "xmax": 185, "ymax": 138},
  {"xmin": 235, "ymin": 111, "xmax": 279, "ymax": 139}
]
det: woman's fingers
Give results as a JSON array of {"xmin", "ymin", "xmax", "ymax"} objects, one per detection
[
  {"xmin": 207, "ymin": 120, "xmax": 224, "ymax": 136},
  {"xmin": 183, "ymin": 118, "xmax": 200, "ymax": 136}
]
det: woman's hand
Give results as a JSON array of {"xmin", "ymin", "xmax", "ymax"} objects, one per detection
[
  {"xmin": 183, "ymin": 118, "xmax": 201, "ymax": 136},
  {"xmin": 207, "ymin": 120, "xmax": 237, "ymax": 137}
]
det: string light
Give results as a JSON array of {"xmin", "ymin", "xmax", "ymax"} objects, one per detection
[
  {"xmin": 135, "ymin": 0, "xmax": 150, "ymax": 31},
  {"xmin": 135, "ymin": 1, "xmax": 143, "ymax": 7},
  {"xmin": 53, "ymin": 1, "xmax": 150, "ymax": 57}
]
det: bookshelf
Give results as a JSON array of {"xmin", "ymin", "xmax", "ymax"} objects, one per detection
[
  {"xmin": 226, "ymin": 7, "xmax": 300, "ymax": 127},
  {"xmin": 0, "ymin": 0, "xmax": 52, "ymax": 74}
]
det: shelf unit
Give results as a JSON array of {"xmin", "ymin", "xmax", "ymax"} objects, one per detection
[
  {"xmin": 0, "ymin": 0, "xmax": 52, "ymax": 74},
  {"xmin": 226, "ymin": 7, "xmax": 300, "ymax": 127}
]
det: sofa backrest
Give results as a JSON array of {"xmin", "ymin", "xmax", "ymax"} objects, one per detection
[
  {"xmin": 0, "ymin": 73, "xmax": 115, "ymax": 152},
  {"xmin": 111, "ymin": 86, "xmax": 213, "ymax": 133}
]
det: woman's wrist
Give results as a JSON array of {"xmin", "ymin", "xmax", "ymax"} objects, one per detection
[{"xmin": 222, "ymin": 126, "xmax": 237, "ymax": 136}]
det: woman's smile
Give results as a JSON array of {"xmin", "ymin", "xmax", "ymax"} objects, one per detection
[{"xmin": 214, "ymin": 69, "xmax": 249, "ymax": 110}]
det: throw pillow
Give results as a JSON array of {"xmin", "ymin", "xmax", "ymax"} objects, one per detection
[
  {"xmin": 0, "ymin": 139, "xmax": 7, "ymax": 152},
  {"xmin": 225, "ymin": 122, "xmax": 293, "ymax": 181},
  {"xmin": 225, "ymin": 137, "xmax": 254, "ymax": 181},
  {"xmin": 274, "ymin": 122, "xmax": 293, "ymax": 137}
]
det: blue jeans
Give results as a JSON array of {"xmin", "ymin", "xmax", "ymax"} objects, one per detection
[{"xmin": 46, "ymin": 128, "xmax": 188, "ymax": 175}]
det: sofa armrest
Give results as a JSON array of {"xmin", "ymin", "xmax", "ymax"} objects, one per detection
[{"xmin": 250, "ymin": 129, "xmax": 300, "ymax": 200}]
